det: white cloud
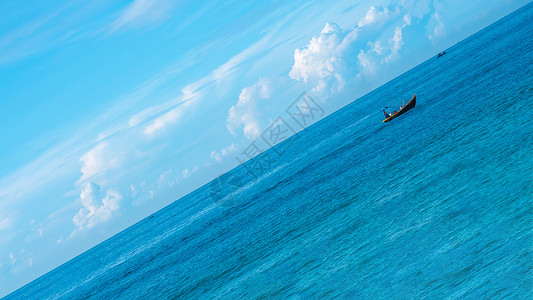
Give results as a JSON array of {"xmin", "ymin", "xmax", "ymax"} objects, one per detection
[
  {"xmin": 227, "ymin": 78, "xmax": 272, "ymax": 140},
  {"xmin": 7, "ymin": 250, "xmax": 34, "ymax": 274},
  {"xmin": 128, "ymin": 101, "xmax": 180, "ymax": 128},
  {"xmin": 385, "ymin": 26, "xmax": 404, "ymax": 61},
  {"xmin": 0, "ymin": 217, "xmax": 12, "ymax": 231},
  {"xmin": 142, "ymin": 32, "xmax": 278, "ymax": 138},
  {"xmin": 428, "ymin": 13, "xmax": 445, "ymax": 41},
  {"xmin": 130, "ymin": 168, "xmax": 179, "ymax": 205},
  {"xmin": 221, "ymin": 143, "xmax": 237, "ymax": 156},
  {"xmin": 289, "ymin": 22, "xmax": 351, "ymax": 97},
  {"xmin": 144, "ymin": 105, "xmax": 186, "ymax": 136},
  {"xmin": 288, "ymin": 4, "xmax": 420, "ymax": 96},
  {"xmin": 143, "ymin": 87, "xmax": 199, "ymax": 137},
  {"xmin": 130, "ymin": 184, "xmax": 138, "ymax": 198},
  {"xmin": 210, "ymin": 151, "xmax": 222, "ymax": 162},
  {"xmin": 130, "ymin": 181, "xmax": 151, "ymax": 206},
  {"xmin": 182, "ymin": 166, "xmax": 198, "ymax": 179},
  {"xmin": 111, "ymin": 0, "xmax": 173, "ymax": 31},
  {"xmin": 156, "ymin": 168, "xmax": 178, "ymax": 187},
  {"xmin": 210, "ymin": 143, "xmax": 238, "ymax": 162},
  {"xmin": 411, "ymin": 0, "xmax": 431, "ymax": 19},
  {"xmin": 392, "ymin": 26, "xmax": 404, "ymax": 51},
  {"xmin": 9, "ymin": 253, "xmax": 15, "ymax": 266},
  {"xmin": 357, "ymin": 50, "xmax": 378, "ymax": 76},
  {"xmin": 78, "ymin": 143, "xmax": 120, "ymax": 183},
  {"xmin": 356, "ymin": 8, "xmax": 412, "ymax": 74},
  {"xmin": 403, "ymin": 14, "xmax": 412, "ymax": 26},
  {"xmin": 358, "ymin": 6, "xmax": 391, "ymax": 27},
  {"xmin": 369, "ymin": 40, "xmax": 384, "ymax": 55},
  {"xmin": 72, "ymin": 182, "xmax": 122, "ymax": 230}
]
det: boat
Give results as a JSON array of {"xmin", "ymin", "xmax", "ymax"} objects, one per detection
[
  {"xmin": 382, "ymin": 94, "xmax": 416, "ymax": 123},
  {"xmin": 437, "ymin": 51, "xmax": 447, "ymax": 58}
]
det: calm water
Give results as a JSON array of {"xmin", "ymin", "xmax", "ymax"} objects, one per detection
[{"xmin": 6, "ymin": 3, "xmax": 533, "ymax": 300}]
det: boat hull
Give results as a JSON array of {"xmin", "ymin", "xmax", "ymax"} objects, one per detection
[{"xmin": 383, "ymin": 94, "xmax": 416, "ymax": 123}]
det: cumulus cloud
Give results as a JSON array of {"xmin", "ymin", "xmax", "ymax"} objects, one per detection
[
  {"xmin": 356, "ymin": 8, "xmax": 412, "ymax": 75},
  {"xmin": 182, "ymin": 166, "xmax": 198, "ymax": 179},
  {"xmin": 227, "ymin": 78, "xmax": 272, "ymax": 140},
  {"xmin": 428, "ymin": 13, "xmax": 445, "ymax": 41},
  {"xmin": 385, "ymin": 26, "xmax": 405, "ymax": 62},
  {"xmin": 391, "ymin": 26, "xmax": 404, "ymax": 52},
  {"xmin": 141, "ymin": 34, "xmax": 274, "ymax": 138},
  {"xmin": 73, "ymin": 182, "xmax": 122, "ymax": 230},
  {"xmin": 111, "ymin": 0, "xmax": 173, "ymax": 31},
  {"xmin": 288, "ymin": 4, "xmax": 434, "ymax": 95},
  {"xmin": 210, "ymin": 151, "xmax": 222, "ymax": 162},
  {"xmin": 288, "ymin": 5, "xmax": 397, "ymax": 98},
  {"xmin": 142, "ymin": 33, "xmax": 277, "ymax": 138},
  {"xmin": 358, "ymin": 6, "xmax": 391, "ymax": 27},
  {"xmin": 129, "ymin": 181, "xmax": 150, "ymax": 206},
  {"xmin": 403, "ymin": 14, "xmax": 412, "ymax": 26},
  {"xmin": 7, "ymin": 250, "xmax": 34, "ymax": 274},
  {"xmin": 369, "ymin": 40, "xmax": 384, "ymax": 55},
  {"xmin": 289, "ymin": 22, "xmax": 352, "ymax": 97},
  {"xmin": 357, "ymin": 50, "xmax": 378, "ymax": 76},
  {"xmin": 156, "ymin": 168, "xmax": 178, "ymax": 187},
  {"xmin": 210, "ymin": 143, "xmax": 238, "ymax": 162}
]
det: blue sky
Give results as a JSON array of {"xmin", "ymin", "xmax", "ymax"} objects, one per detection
[{"xmin": 0, "ymin": 0, "xmax": 529, "ymax": 295}]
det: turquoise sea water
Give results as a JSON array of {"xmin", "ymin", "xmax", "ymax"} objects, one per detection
[{"xmin": 5, "ymin": 3, "xmax": 533, "ymax": 299}]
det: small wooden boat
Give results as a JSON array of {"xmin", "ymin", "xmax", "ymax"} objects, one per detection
[
  {"xmin": 437, "ymin": 51, "xmax": 446, "ymax": 58},
  {"xmin": 383, "ymin": 94, "xmax": 416, "ymax": 123}
]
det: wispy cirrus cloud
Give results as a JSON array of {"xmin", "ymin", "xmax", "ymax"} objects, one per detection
[
  {"xmin": 0, "ymin": 2, "xmax": 118, "ymax": 65},
  {"xmin": 111, "ymin": 0, "xmax": 174, "ymax": 31},
  {"xmin": 78, "ymin": 143, "xmax": 121, "ymax": 183},
  {"xmin": 143, "ymin": 98, "xmax": 194, "ymax": 136},
  {"xmin": 142, "ymin": 33, "xmax": 277, "ymax": 137}
]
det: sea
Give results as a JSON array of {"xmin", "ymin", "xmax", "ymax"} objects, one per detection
[{"xmin": 5, "ymin": 3, "xmax": 533, "ymax": 300}]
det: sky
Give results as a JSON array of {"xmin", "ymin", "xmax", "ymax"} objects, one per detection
[{"xmin": 0, "ymin": 0, "xmax": 529, "ymax": 296}]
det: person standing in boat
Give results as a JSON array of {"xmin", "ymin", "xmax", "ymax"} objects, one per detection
[{"xmin": 383, "ymin": 109, "xmax": 389, "ymax": 118}]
